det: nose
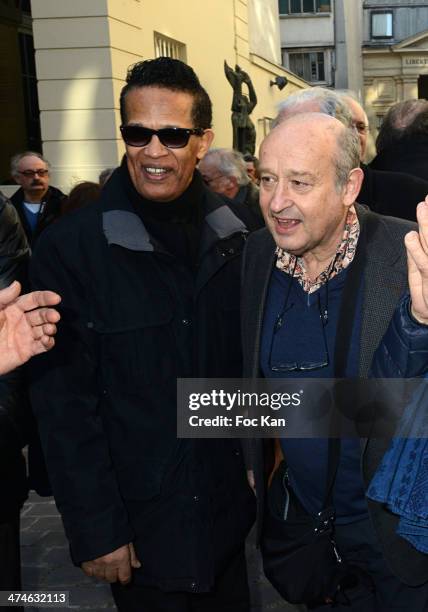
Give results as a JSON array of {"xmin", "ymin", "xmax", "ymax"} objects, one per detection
[
  {"xmin": 268, "ymin": 178, "xmax": 294, "ymax": 213},
  {"xmin": 144, "ymin": 134, "xmax": 169, "ymax": 158}
]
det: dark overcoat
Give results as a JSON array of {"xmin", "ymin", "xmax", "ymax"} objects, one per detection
[
  {"xmin": 240, "ymin": 204, "xmax": 428, "ymax": 586},
  {"xmin": 29, "ymin": 170, "xmax": 256, "ymax": 592},
  {"xmin": 0, "ymin": 192, "xmax": 30, "ymax": 521},
  {"xmin": 370, "ymin": 135, "xmax": 428, "ymax": 183},
  {"xmin": 11, "ymin": 185, "xmax": 65, "ymax": 246}
]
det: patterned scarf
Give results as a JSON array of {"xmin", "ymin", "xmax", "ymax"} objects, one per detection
[{"xmin": 275, "ymin": 206, "xmax": 360, "ymax": 293}]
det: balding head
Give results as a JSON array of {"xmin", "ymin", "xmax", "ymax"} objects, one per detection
[
  {"xmin": 10, "ymin": 151, "xmax": 50, "ymax": 203},
  {"xmin": 263, "ymin": 113, "xmax": 360, "ymax": 192},
  {"xmin": 376, "ymin": 99, "xmax": 428, "ymax": 154}
]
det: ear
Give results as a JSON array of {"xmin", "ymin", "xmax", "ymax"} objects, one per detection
[
  {"xmin": 342, "ymin": 167, "xmax": 364, "ymax": 209},
  {"xmin": 196, "ymin": 129, "xmax": 215, "ymax": 161}
]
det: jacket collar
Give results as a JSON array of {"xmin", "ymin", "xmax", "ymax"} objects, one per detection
[
  {"xmin": 12, "ymin": 185, "xmax": 61, "ymax": 206},
  {"xmin": 101, "ymin": 167, "xmax": 248, "ymax": 253},
  {"xmin": 248, "ymin": 204, "xmax": 410, "ymax": 378}
]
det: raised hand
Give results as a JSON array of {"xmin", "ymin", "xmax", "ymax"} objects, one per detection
[
  {"xmin": 0, "ymin": 281, "xmax": 61, "ymax": 375},
  {"xmin": 405, "ymin": 197, "xmax": 428, "ymax": 324}
]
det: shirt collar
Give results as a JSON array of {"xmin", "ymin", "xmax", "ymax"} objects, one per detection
[{"xmin": 275, "ymin": 205, "xmax": 360, "ymax": 293}]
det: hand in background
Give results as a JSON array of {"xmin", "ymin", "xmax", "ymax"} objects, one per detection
[
  {"xmin": 405, "ymin": 197, "xmax": 428, "ymax": 324},
  {"xmin": 0, "ymin": 280, "xmax": 61, "ymax": 375}
]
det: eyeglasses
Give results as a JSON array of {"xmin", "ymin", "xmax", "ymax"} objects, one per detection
[
  {"xmin": 268, "ymin": 261, "xmax": 330, "ymax": 373},
  {"xmin": 269, "ymin": 293, "xmax": 329, "ymax": 372},
  {"xmin": 202, "ymin": 174, "xmax": 224, "ymax": 186},
  {"xmin": 18, "ymin": 169, "xmax": 49, "ymax": 177},
  {"xmin": 352, "ymin": 121, "xmax": 369, "ymax": 134},
  {"xmin": 120, "ymin": 125, "xmax": 205, "ymax": 148}
]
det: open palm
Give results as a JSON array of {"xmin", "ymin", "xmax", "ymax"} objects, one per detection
[
  {"xmin": 405, "ymin": 198, "xmax": 428, "ymax": 325},
  {"xmin": 0, "ymin": 281, "xmax": 61, "ymax": 375}
]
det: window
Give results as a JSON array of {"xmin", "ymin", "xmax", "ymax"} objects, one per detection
[
  {"xmin": 154, "ymin": 32, "xmax": 187, "ymax": 62},
  {"xmin": 288, "ymin": 51, "xmax": 325, "ymax": 82},
  {"xmin": 279, "ymin": 0, "xmax": 331, "ymax": 14},
  {"xmin": 371, "ymin": 12, "xmax": 393, "ymax": 38}
]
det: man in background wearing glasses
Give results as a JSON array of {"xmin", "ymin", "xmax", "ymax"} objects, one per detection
[
  {"xmin": 29, "ymin": 58, "xmax": 257, "ymax": 611},
  {"xmin": 10, "ymin": 151, "xmax": 65, "ymax": 246},
  {"xmin": 199, "ymin": 148, "xmax": 263, "ymax": 221},
  {"xmin": 241, "ymin": 112, "xmax": 428, "ymax": 609}
]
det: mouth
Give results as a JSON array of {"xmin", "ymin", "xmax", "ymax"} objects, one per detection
[
  {"xmin": 273, "ymin": 217, "xmax": 301, "ymax": 234},
  {"xmin": 142, "ymin": 166, "xmax": 171, "ymax": 181}
]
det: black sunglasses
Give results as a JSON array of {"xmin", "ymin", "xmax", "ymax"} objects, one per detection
[{"xmin": 120, "ymin": 125, "xmax": 205, "ymax": 148}]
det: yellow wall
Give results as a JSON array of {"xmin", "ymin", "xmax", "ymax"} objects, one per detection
[
  {"xmin": 248, "ymin": 0, "xmax": 281, "ymax": 65},
  {"xmin": 29, "ymin": 0, "xmax": 307, "ymax": 192}
]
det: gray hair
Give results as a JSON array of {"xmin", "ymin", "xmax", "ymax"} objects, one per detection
[
  {"xmin": 202, "ymin": 148, "xmax": 250, "ymax": 186},
  {"xmin": 334, "ymin": 126, "xmax": 361, "ymax": 191},
  {"xmin": 10, "ymin": 151, "xmax": 50, "ymax": 178},
  {"xmin": 335, "ymin": 90, "xmax": 369, "ymax": 126},
  {"xmin": 274, "ymin": 87, "xmax": 353, "ymax": 129},
  {"xmin": 274, "ymin": 89, "xmax": 359, "ymax": 190}
]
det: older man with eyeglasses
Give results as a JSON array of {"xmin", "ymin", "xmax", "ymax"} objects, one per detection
[
  {"xmin": 29, "ymin": 58, "xmax": 259, "ymax": 612},
  {"xmin": 10, "ymin": 151, "xmax": 65, "ymax": 246}
]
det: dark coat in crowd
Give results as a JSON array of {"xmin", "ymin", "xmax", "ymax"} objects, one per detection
[
  {"xmin": 241, "ymin": 204, "xmax": 428, "ymax": 587},
  {"xmin": 242, "ymin": 181, "xmax": 263, "ymax": 220},
  {"xmin": 0, "ymin": 192, "xmax": 30, "ymax": 592},
  {"xmin": 358, "ymin": 164, "xmax": 428, "ymax": 222},
  {"xmin": 29, "ymin": 168, "xmax": 256, "ymax": 592},
  {"xmin": 0, "ymin": 192, "xmax": 30, "ymax": 520},
  {"xmin": 0, "ymin": 192, "xmax": 29, "ymax": 290},
  {"xmin": 11, "ymin": 185, "xmax": 65, "ymax": 246},
  {"xmin": 370, "ymin": 135, "xmax": 428, "ymax": 183},
  {"xmin": 11, "ymin": 183, "xmax": 65, "ymax": 494}
]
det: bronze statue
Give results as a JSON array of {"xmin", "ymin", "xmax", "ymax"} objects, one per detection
[{"xmin": 224, "ymin": 61, "xmax": 257, "ymax": 155}]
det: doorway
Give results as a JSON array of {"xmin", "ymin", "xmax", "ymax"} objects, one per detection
[{"xmin": 418, "ymin": 75, "xmax": 428, "ymax": 100}]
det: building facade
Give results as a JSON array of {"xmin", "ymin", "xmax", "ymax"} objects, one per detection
[
  {"xmin": 363, "ymin": 0, "xmax": 428, "ymax": 130},
  {"xmin": 0, "ymin": 0, "xmax": 307, "ymax": 194},
  {"xmin": 278, "ymin": 0, "xmax": 364, "ymax": 96}
]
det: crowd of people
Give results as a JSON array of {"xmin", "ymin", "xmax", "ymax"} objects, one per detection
[{"xmin": 1, "ymin": 56, "xmax": 428, "ymax": 612}]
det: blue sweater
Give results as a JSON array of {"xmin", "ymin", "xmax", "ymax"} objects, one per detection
[{"xmin": 260, "ymin": 266, "xmax": 368, "ymax": 523}]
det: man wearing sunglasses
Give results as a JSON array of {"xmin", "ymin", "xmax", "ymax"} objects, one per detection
[
  {"xmin": 242, "ymin": 113, "xmax": 428, "ymax": 610},
  {"xmin": 29, "ymin": 58, "xmax": 257, "ymax": 611},
  {"xmin": 10, "ymin": 151, "xmax": 65, "ymax": 246}
]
